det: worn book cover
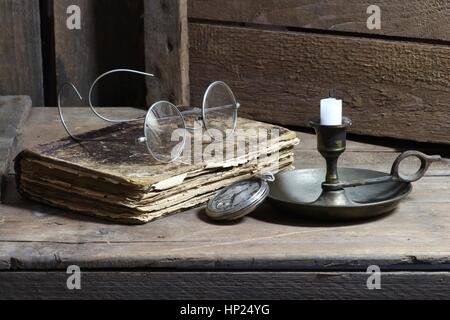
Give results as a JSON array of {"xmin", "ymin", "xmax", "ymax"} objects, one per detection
[{"xmin": 15, "ymin": 118, "xmax": 299, "ymax": 224}]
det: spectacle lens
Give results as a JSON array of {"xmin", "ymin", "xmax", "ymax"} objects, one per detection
[
  {"xmin": 203, "ymin": 81, "xmax": 238, "ymax": 140},
  {"xmin": 144, "ymin": 101, "xmax": 186, "ymax": 163}
]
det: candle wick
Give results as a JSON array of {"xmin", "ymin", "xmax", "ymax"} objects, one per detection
[{"xmin": 328, "ymin": 89, "xmax": 333, "ymax": 98}]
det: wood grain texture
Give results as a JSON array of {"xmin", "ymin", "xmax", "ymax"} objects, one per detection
[
  {"xmin": 0, "ymin": 0, "xmax": 44, "ymax": 105},
  {"xmin": 144, "ymin": 0, "xmax": 190, "ymax": 105},
  {"xmin": 53, "ymin": 0, "xmax": 146, "ymax": 107},
  {"xmin": 2, "ymin": 271, "xmax": 450, "ymax": 300},
  {"xmin": 188, "ymin": 0, "xmax": 450, "ymax": 42},
  {"xmin": 189, "ymin": 23, "xmax": 450, "ymax": 144},
  {"xmin": 2, "ymin": 197, "xmax": 450, "ymax": 271}
]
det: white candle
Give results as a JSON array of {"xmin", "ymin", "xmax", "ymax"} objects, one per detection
[{"xmin": 320, "ymin": 98, "xmax": 342, "ymax": 126}]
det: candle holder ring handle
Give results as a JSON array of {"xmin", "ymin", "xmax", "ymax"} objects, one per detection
[
  {"xmin": 335, "ymin": 151, "xmax": 444, "ymax": 189},
  {"xmin": 390, "ymin": 150, "xmax": 442, "ymax": 183}
]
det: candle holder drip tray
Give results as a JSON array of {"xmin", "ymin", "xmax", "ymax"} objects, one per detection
[{"xmin": 268, "ymin": 168, "xmax": 411, "ymax": 220}]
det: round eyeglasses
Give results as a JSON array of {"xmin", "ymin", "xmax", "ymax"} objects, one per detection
[{"xmin": 58, "ymin": 69, "xmax": 241, "ymax": 163}]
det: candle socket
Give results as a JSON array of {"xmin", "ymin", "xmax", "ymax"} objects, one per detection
[{"xmin": 310, "ymin": 118, "xmax": 352, "ymax": 191}]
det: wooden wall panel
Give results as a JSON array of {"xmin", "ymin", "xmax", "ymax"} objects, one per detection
[
  {"xmin": 53, "ymin": 0, "xmax": 146, "ymax": 107},
  {"xmin": 0, "ymin": 0, "xmax": 44, "ymax": 105},
  {"xmin": 189, "ymin": 23, "xmax": 450, "ymax": 144},
  {"xmin": 144, "ymin": 0, "xmax": 190, "ymax": 105},
  {"xmin": 189, "ymin": 0, "xmax": 450, "ymax": 42}
]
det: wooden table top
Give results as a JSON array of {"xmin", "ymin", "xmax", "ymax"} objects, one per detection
[{"xmin": 1, "ymin": 107, "xmax": 450, "ymax": 271}]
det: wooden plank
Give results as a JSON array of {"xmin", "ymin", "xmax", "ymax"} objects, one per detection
[
  {"xmin": 1, "ymin": 107, "xmax": 449, "ymax": 271},
  {"xmin": 188, "ymin": 0, "xmax": 450, "ymax": 42},
  {"xmin": 0, "ymin": 96, "xmax": 31, "ymax": 201},
  {"xmin": 2, "ymin": 199, "xmax": 450, "ymax": 271},
  {"xmin": 189, "ymin": 23, "xmax": 450, "ymax": 144},
  {"xmin": 2, "ymin": 271, "xmax": 450, "ymax": 300},
  {"xmin": 144, "ymin": 0, "xmax": 190, "ymax": 105},
  {"xmin": 53, "ymin": 0, "xmax": 146, "ymax": 107},
  {"xmin": 0, "ymin": 0, "xmax": 44, "ymax": 105},
  {"xmin": 2, "ymin": 175, "xmax": 450, "ymax": 271}
]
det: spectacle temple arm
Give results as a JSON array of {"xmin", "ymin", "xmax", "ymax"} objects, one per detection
[
  {"xmin": 57, "ymin": 83, "xmax": 105, "ymax": 142},
  {"xmin": 88, "ymin": 69, "xmax": 154, "ymax": 123}
]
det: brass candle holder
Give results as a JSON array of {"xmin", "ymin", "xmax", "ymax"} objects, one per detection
[
  {"xmin": 267, "ymin": 117, "xmax": 446, "ymax": 221},
  {"xmin": 308, "ymin": 118, "xmax": 355, "ymax": 210},
  {"xmin": 310, "ymin": 118, "xmax": 351, "ymax": 190}
]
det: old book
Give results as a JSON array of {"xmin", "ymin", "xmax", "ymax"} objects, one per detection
[{"xmin": 15, "ymin": 117, "xmax": 299, "ymax": 224}]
